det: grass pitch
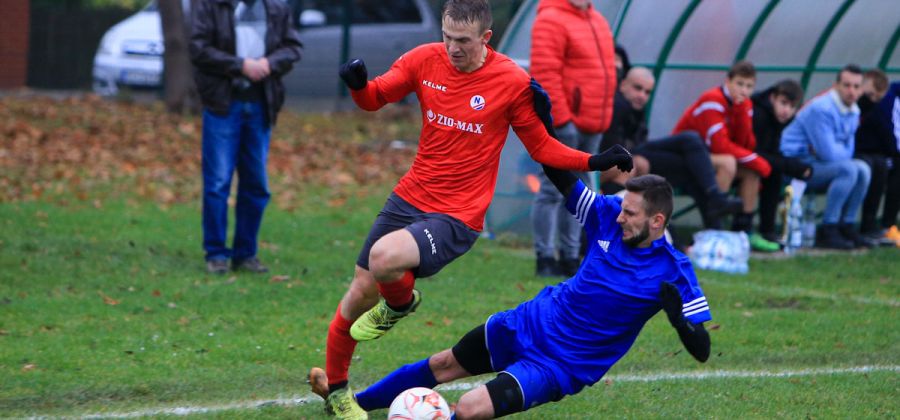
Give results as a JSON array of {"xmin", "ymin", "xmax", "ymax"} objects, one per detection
[{"xmin": 1, "ymin": 187, "xmax": 897, "ymax": 419}]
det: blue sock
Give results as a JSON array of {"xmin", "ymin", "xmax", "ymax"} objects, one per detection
[{"xmin": 355, "ymin": 357, "xmax": 438, "ymax": 410}]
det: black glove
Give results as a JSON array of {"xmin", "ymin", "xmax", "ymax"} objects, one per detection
[
  {"xmin": 529, "ymin": 78, "xmax": 556, "ymax": 136},
  {"xmin": 783, "ymin": 157, "xmax": 813, "ymax": 180},
  {"xmin": 660, "ymin": 282, "xmax": 684, "ymax": 327},
  {"xmin": 339, "ymin": 58, "xmax": 368, "ymax": 91},
  {"xmin": 588, "ymin": 144, "xmax": 633, "ymax": 172}
]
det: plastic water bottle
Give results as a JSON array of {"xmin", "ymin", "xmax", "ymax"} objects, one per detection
[
  {"xmin": 801, "ymin": 199, "xmax": 816, "ymax": 247},
  {"xmin": 782, "ymin": 186, "xmax": 801, "ymax": 254}
]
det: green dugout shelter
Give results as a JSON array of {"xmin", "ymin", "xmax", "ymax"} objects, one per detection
[{"xmin": 486, "ymin": 0, "xmax": 900, "ymax": 236}]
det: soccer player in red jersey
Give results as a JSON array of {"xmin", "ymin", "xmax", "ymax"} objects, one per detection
[{"xmin": 309, "ymin": 1, "xmax": 632, "ymax": 417}]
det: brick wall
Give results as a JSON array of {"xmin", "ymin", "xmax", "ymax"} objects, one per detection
[{"xmin": 0, "ymin": 0, "xmax": 29, "ymax": 88}]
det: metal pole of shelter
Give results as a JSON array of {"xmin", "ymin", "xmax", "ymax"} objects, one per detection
[
  {"xmin": 645, "ymin": 0, "xmax": 701, "ymax": 125},
  {"xmin": 800, "ymin": 0, "xmax": 855, "ymax": 92},
  {"xmin": 338, "ymin": 0, "xmax": 353, "ymax": 98},
  {"xmin": 878, "ymin": 24, "xmax": 900, "ymax": 71},
  {"xmin": 734, "ymin": 0, "xmax": 779, "ymax": 61}
]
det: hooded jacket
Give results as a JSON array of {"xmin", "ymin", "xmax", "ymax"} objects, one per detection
[{"xmin": 530, "ymin": 0, "xmax": 616, "ymax": 133}]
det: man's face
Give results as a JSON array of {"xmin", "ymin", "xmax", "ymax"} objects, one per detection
[
  {"xmin": 725, "ymin": 75, "xmax": 755, "ymax": 104},
  {"xmin": 620, "ymin": 75, "xmax": 655, "ymax": 111},
  {"xmin": 442, "ymin": 16, "xmax": 491, "ymax": 73},
  {"xmin": 568, "ymin": 0, "xmax": 590, "ymax": 9},
  {"xmin": 861, "ymin": 78, "xmax": 887, "ymax": 103},
  {"xmin": 834, "ymin": 71, "xmax": 863, "ymax": 106},
  {"xmin": 770, "ymin": 93, "xmax": 798, "ymax": 124},
  {"xmin": 616, "ymin": 192, "xmax": 652, "ymax": 248}
]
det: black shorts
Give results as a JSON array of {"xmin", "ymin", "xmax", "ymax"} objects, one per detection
[{"xmin": 356, "ymin": 193, "xmax": 480, "ymax": 278}]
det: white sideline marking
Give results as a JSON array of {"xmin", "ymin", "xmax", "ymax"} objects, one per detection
[
  {"xmin": 437, "ymin": 365, "xmax": 900, "ymax": 390},
  {"xmin": 51, "ymin": 365, "xmax": 898, "ymax": 419},
  {"xmin": 700, "ymin": 277, "xmax": 900, "ymax": 307}
]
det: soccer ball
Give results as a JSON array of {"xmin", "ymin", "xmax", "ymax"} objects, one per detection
[{"xmin": 387, "ymin": 387, "xmax": 451, "ymax": 420}]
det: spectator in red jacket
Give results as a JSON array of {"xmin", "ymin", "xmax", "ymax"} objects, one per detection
[
  {"xmin": 674, "ymin": 60, "xmax": 778, "ymax": 251},
  {"xmin": 530, "ymin": 0, "xmax": 617, "ymax": 277}
]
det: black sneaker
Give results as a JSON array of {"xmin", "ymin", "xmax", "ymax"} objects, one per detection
[
  {"xmin": 815, "ymin": 224, "xmax": 854, "ymax": 250},
  {"xmin": 206, "ymin": 259, "xmax": 229, "ymax": 275},
  {"xmin": 706, "ymin": 193, "xmax": 744, "ymax": 218},
  {"xmin": 839, "ymin": 224, "xmax": 876, "ymax": 249},
  {"xmin": 535, "ymin": 257, "xmax": 561, "ymax": 277},
  {"xmin": 232, "ymin": 257, "xmax": 269, "ymax": 273}
]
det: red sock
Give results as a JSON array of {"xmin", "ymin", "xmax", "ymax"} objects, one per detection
[
  {"xmin": 377, "ymin": 270, "xmax": 415, "ymax": 308},
  {"xmin": 325, "ymin": 304, "xmax": 356, "ymax": 386}
]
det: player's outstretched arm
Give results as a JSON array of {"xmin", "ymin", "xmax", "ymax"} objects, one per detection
[
  {"xmin": 660, "ymin": 282, "xmax": 710, "ymax": 362},
  {"xmin": 529, "ymin": 79, "xmax": 634, "ymax": 175}
]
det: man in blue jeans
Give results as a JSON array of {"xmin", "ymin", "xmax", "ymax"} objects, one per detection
[
  {"xmin": 780, "ymin": 64, "xmax": 875, "ymax": 249},
  {"xmin": 190, "ymin": 0, "xmax": 302, "ymax": 274}
]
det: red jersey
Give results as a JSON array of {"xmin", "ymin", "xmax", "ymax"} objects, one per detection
[
  {"xmin": 351, "ymin": 43, "xmax": 592, "ymax": 231},
  {"xmin": 673, "ymin": 85, "xmax": 771, "ymax": 177}
]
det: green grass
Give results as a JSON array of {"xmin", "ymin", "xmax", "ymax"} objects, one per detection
[{"xmin": 1, "ymin": 190, "xmax": 898, "ymax": 419}]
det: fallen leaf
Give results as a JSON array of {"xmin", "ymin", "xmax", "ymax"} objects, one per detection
[
  {"xmin": 98, "ymin": 291, "xmax": 119, "ymax": 305},
  {"xmin": 270, "ymin": 275, "xmax": 290, "ymax": 283}
]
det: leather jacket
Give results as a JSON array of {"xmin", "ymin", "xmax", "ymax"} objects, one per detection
[{"xmin": 190, "ymin": 0, "xmax": 302, "ymax": 125}]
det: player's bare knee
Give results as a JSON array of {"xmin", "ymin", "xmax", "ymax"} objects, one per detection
[
  {"xmin": 429, "ymin": 350, "xmax": 466, "ymax": 382},
  {"xmin": 367, "ymin": 243, "xmax": 404, "ymax": 281},
  {"xmin": 454, "ymin": 392, "xmax": 492, "ymax": 420}
]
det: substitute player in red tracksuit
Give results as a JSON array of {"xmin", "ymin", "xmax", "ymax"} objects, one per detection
[
  {"xmin": 673, "ymin": 60, "xmax": 778, "ymax": 250},
  {"xmin": 307, "ymin": 1, "xmax": 633, "ymax": 418}
]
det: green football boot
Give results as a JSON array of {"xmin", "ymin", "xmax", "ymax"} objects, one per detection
[
  {"xmin": 324, "ymin": 386, "xmax": 367, "ymax": 420},
  {"xmin": 350, "ymin": 289, "xmax": 421, "ymax": 341}
]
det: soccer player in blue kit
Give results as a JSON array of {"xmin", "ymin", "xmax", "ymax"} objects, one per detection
[{"xmin": 309, "ymin": 88, "xmax": 712, "ymax": 419}]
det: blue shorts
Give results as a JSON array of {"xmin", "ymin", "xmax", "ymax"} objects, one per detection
[
  {"xmin": 484, "ymin": 311, "xmax": 585, "ymax": 410},
  {"xmin": 356, "ymin": 193, "xmax": 479, "ymax": 278}
]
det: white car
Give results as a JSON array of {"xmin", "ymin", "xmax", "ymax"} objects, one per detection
[
  {"xmin": 92, "ymin": 0, "xmax": 440, "ymax": 98},
  {"xmin": 92, "ymin": 1, "xmax": 170, "ymax": 95}
]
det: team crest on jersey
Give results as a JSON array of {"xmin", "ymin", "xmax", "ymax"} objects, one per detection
[{"xmin": 470, "ymin": 95, "xmax": 486, "ymax": 111}]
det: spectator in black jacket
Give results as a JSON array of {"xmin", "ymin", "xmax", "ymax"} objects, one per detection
[
  {"xmin": 600, "ymin": 67, "xmax": 741, "ymax": 229},
  {"xmin": 751, "ymin": 79, "xmax": 812, "ymax": 243},
  {"xmin": 854, "ymin": 69, "xmax": 898, "ymax": 240},
  {"xmin": 190, "ymin": 0, "xmax": 302, "ymax": 274}
]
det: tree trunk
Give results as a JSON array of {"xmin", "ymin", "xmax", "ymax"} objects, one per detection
[{"xmin": 159, "ymin": 0, "xmax": 199, "ymax": 114}]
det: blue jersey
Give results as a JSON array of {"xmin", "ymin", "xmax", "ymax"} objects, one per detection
[{"xmin": 490, "ymin": 181, "xmax": 711, "ymax": 390}]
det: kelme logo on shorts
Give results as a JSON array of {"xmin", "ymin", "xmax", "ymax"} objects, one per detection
[{"xmin": 470, "ymin": 95, "xmax": 485, "ymax": 111}]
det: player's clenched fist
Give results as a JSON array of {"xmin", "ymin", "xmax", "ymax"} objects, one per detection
[
  {"xmin": 339, "ymin": 58, "xmax": 368, "ymax": 91},
  {"xmin": 588, "ymin": 144, "xmax": 633, "ymax": 173}
]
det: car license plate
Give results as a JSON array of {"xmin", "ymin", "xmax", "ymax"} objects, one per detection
[{"xmin": 120, "ymin": 70, "xmax": 161, "ymax": 86}]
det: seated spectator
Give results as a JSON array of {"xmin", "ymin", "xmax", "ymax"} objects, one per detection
[
  {"xmin": 673, "ymin": 60, "xmax": 778, "ymax": 251},
  {"xmin": 599, "ymin": 67, "xmax": 742, "ymax": 229},
  {"xmin": 780, "ymin": 64, "xmax": 875, "ymax": 249},
  {"xmin": 614, "ymin": 44, "xmax": 631, "ymax": 84},
  {"xmin": 752, "ymin": 79, "xmax": 813, "ymax": 243},
  {"xmin": 854, "ymin": 70, "xmax": 899, "ymax": 243}
]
